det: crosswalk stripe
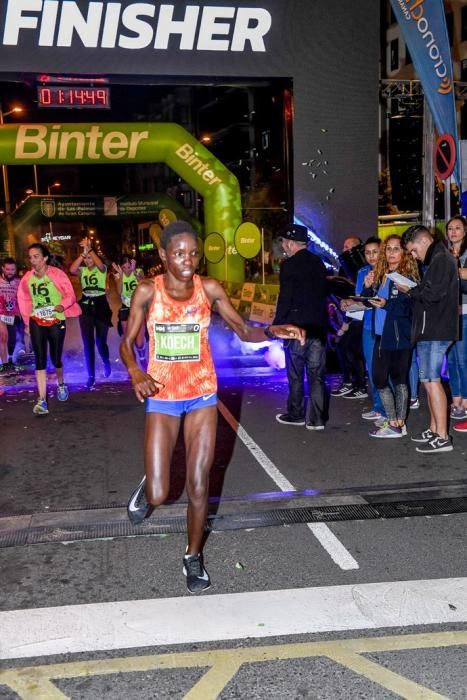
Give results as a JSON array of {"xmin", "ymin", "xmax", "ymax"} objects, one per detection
[
  {"xmin": 1, "ymin": 577, "xmax": 466, "ymax": 660},
  {"xmin": 217, "ymin": 400, "xmax": 359, "ymax": 570}
]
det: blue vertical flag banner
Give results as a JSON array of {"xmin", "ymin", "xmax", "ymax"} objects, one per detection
[{"xmin": 390, "ymin": 0, "xmax": 460, "ymax": 184}]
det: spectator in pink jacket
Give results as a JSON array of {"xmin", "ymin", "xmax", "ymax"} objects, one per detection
[{"xmin": 18, "ymin": 243, "xmax": 81, "ymax": 416}]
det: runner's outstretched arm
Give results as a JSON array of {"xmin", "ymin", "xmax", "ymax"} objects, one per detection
[{"xmin": 202, "ymin": 278, "xmax": 305, "ymax": 344}]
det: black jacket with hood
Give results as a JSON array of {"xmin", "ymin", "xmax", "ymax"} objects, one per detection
[{"xmin": 409, "ymin": 240, "xmax": 459, "ymax": 343}]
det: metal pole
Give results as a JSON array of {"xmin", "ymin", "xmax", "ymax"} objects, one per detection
[
  {"xmin": 261, "ymin": 227, "xmax": 265, "ymax": 285},
  {"xmin": 0, "ymin": 106, "xmax": 16, "ymax": 257},
  {"xmin": 33, "ymin": 165, "xmax": 39, "ymax": 194},
  {"xmin": 422, "ymin": 99, "xmax": 435, "ymax": 231},
  {"xmin": 47, "ymin": 186, "xmax": 54, "ymax": 234},
  {"xmin": 444, "ymin": 175, "xmax": 451, "ymax": 222}
]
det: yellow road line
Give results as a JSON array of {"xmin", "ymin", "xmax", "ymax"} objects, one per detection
[
  {"xmin": 1, "ymin": 630, "xmax": 466, "ymax": 700},
  {"xmin": 184, "ymin": 660, "xmax": 243, "ymax": 700},
  {"xmin": 327, "ymin": 650, "xmax": 449, "ymax": 700},
  {"xmin": 0, "ymin": 672, "xmax": 67, "ymax": 700}
]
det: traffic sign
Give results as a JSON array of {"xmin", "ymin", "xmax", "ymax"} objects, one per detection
[{"xmin": 434, "ymin": 134, "xmax": 456, "ymax": 180}]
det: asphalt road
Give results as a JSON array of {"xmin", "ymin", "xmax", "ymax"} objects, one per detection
[{"xmin": 1, "ymin": 323, "xmax": 467, "ymax": 699}]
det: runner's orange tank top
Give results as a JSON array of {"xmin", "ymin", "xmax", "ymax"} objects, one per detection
[{"xmin": 146, "ymin": 274, "xmax": 217, "ymax": 401}]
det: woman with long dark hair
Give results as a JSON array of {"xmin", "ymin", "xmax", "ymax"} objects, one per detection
[
  {"xmin": 17, "ymin": 243, "xmax": 81, "ymax": 415},
  {"xmin": 445, "ymin": 216, "xmax": 467, "ymax": 421}
]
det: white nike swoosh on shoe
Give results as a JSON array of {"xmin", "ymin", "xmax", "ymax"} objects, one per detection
[
  {"xmin": 128, "ymin": 477, "xmax": 146, "ymax": 511},
  {"xmin": 183, "ymin": 567, "xmax": 209, "ymax": 581}
]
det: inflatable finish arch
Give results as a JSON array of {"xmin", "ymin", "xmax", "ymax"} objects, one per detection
[{"xmin": 0, "ymin": 122, "xmax": 243, "ymax": 282}]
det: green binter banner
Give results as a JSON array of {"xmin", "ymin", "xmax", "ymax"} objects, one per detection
[{"xmin": 0, "ymin": 122, "xmax": 244, "ymax": 282}]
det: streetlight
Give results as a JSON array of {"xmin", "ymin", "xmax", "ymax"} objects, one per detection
[
  {"xmin": 0, "ymin": 104, "xmax": 23, "ymax": 257},
  {"xmin": 46, "ymin": 182, "xmax": 61, "ymax": 234},
  {"xmin": 47, "ymin": 181, "xmax": 61, "ymax": 196}
]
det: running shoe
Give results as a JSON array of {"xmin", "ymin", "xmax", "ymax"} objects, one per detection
[
  {"xmin": 450, "ymin": 406, "xmax": 467, "ymax": 420},
  {"xmin": 361, "ymin": 410, "xmax": 383, "ymax": 421},
  {"xmin": 411, "ymin": 428, "xmax": 436, "ymax": 443},
  {"xmin": 33, "ymin": 399, "xmax": 49, "ymax": 416},
  {"xmin": 369, "ymin": 424, "xmax": 402, "ymax": 438},
  {"xmin": 127, "ymin": 476, "xmax": 152, "ymax": 525},
  {"xmin": 453, "ymin": 419, "xmax": 467, "ymax": 433},
  {"xmin": 86, "ymin": 376, "xmax": 95, "ymax": 389},
  {"xmin": 306, "ymin": 423, "xmax": 325, "ymax": 431},
  {"xmin": 409, "ymin": 398, "xmax": 420, "ymax": 410},
  {"xmin": 276, "ymin": 413, "xmax": 305, "ymax": 426},
  {"xmin": 416, "ymin": 435, "xmax": 453, "ymax": 453},
  {"xmin": 103, "ymin": 361, "xmax": 112, "ymax": 378},
  {"xmin": 330, "ymin": 383, "xmax": 352, "ymax": 397},
  {"xmin": 342, "ymin": 388, "xmax": 368, "ymax": 399},
  {"xmin": 57, "ymin": 383, "xmax": 69, "ymax": 401},
  {"xmin": 183, "ymin": 553, "xmax": 211, "ymax": 593}
]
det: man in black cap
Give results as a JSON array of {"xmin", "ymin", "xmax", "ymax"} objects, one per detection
[{"xmin": 274, "ymin": 223, "xmax": 329, "ymax": 429}]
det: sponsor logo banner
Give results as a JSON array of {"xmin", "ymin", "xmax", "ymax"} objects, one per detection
[{"xmin": 390, "ymin": 0, "xmax": 460, "ymax": 183}]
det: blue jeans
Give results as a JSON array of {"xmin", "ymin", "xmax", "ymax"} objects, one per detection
[
  {"xmin": 409, "ymin": 350, "xmax": 419, "ymax": 400},
  {"xmin": 285, "ymin": 337, "xmax": 327, "ymax": 425},
  {"xmin": 362, "ymin": 328, "xmax": 384, "ymax": 414},
  {"xmin": 417, "ymin": 340, "xmax": 452, "ymax": 382},
  {"xmin": 447, "ymin": 314, "xmax": 467, "ymax": 399}
]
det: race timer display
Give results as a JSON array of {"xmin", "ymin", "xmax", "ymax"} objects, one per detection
[{"xmin": 38, "ymin": 86, "xmax": 111, "ymax": 109}]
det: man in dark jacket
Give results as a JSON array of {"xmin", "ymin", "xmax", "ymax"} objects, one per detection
[
  {"xmin": 274, "ymin": 224, "xmax": 329, "ymax": 429},
  {"xmin": 400, "ymin": 225, "xmax": 459, "ymax": 454}
]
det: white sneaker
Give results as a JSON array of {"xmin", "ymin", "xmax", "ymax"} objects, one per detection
[{"xmin": 361, "ymin": 410, "xmax": 383, "ymax": 421}]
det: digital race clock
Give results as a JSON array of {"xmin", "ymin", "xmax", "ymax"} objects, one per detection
[{"xmin": 37, "ymin": 86, "xmax": 111, "ymax": 109}]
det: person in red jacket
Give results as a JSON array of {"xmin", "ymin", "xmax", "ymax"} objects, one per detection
[{"xmin": 17, "ymin": 243, "xmax": 81, "ymax": 416}]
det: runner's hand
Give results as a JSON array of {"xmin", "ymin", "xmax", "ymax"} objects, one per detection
[
  {"xmin": 112, "ymin": 262, "xmax": 122, "ymax": 276},
  {"xmin": 79, "ymin": 237, "xmax": 90, "ymax": 253},
  {"xmin": 129, "ymin": 368, "xmax": 164, "ymax": 403},
  {"xmin": 271, "ymin": 324, "xmax": 306, "ymax": 345}
]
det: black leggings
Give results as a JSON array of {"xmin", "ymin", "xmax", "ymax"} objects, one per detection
[
  {"xmin": 372, "ymin": 339, "xmax": 412, "ymax": 421},
  {"xmin": 340, "ymin": 320, "xmax": 365, "ymax": 390},
  {"xmin": 79, "ymin": 314, "xmax": 110, "ymax": 378},
  {"xmin": 29, "ymin": 319, "xmax": 66, "ymax": 371}
]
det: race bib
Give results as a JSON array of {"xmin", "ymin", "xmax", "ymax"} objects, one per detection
[
  {"xmin": 0, "ymin": 314, "xmax": 14, "ymax": 325},
  {"xmin": 33, "ymin": 305, "xmax": 56, "ymax": 321},
  {"xmin": 155, "ymin": 323, "xmax": 201, "ymax": 362}
]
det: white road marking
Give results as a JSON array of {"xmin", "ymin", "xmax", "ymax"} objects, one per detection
[
  {"xmin": 1, "ymin": 577, "xmax": 466, "ymax": 660},
  {"xmin": 217, "ymin": 400, "xmax": 359, "ymax": 570}
]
